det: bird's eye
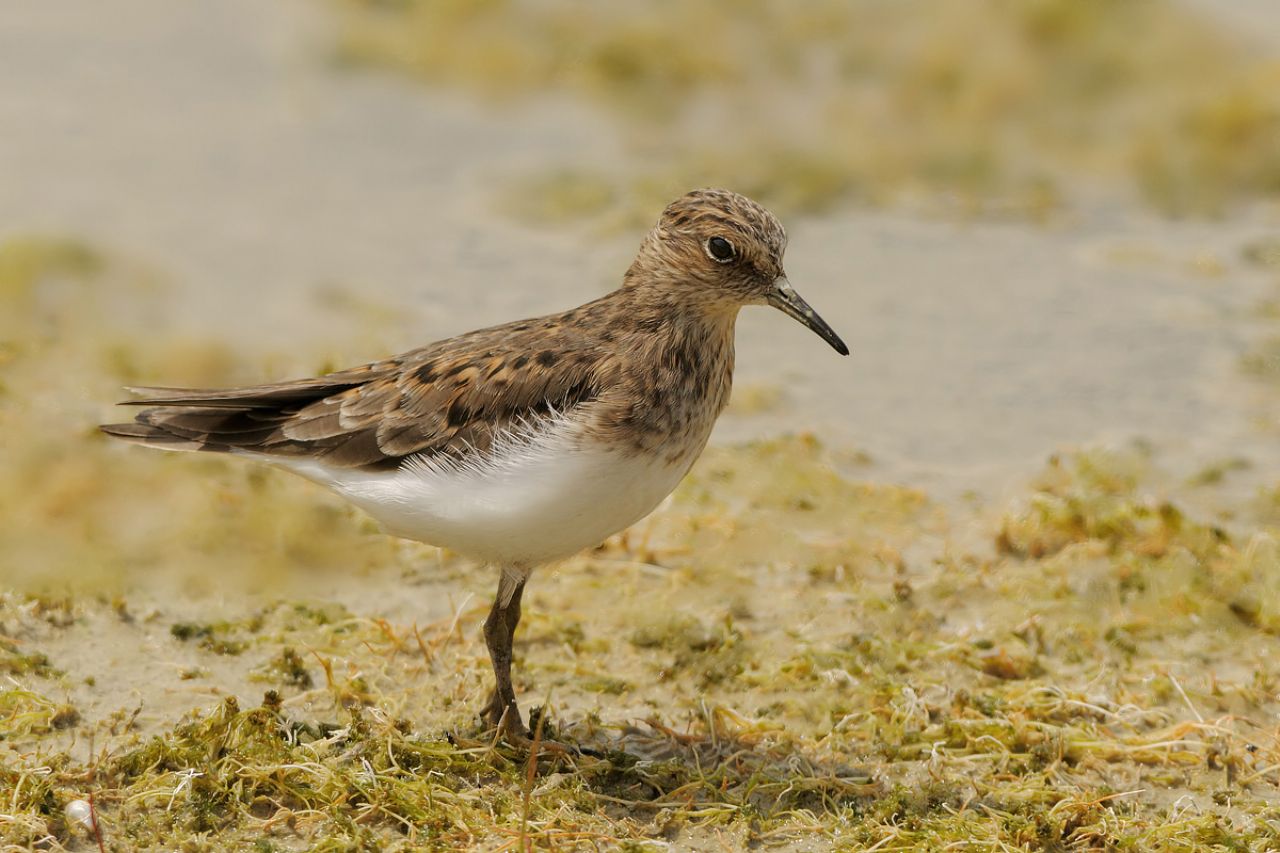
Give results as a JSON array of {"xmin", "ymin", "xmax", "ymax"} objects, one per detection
[{"xmin": 705, "ymin": 236, "xmax": 735, "ymax": 263}]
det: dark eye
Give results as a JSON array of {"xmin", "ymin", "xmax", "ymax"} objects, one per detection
[{"xmin": 705, "ymin": 236, "xmax": 735, "ymax": 263}]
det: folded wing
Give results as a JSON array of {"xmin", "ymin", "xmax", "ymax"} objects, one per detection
[{"xmin": 101, "ymin": 321, "xmax": 609, "ymax": 470}]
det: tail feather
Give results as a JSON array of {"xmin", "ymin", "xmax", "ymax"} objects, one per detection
[
  {"xmin": 101, "ymin": 362, "xmax": 399, "ymax": 466},
  {"xmin": 101, "ymin": 374, "xmax": 379, "ymax": 455},
  {"xmin": 101, "ymin": 403, "xmax": 296, "ymax": 454},
  {"xmin": 98, "ymin": 422, "xmax": 223, "ymax": 452},
  {"xmin": 120, "ymin": 371, "xmax": 376, "ymax": 408}
]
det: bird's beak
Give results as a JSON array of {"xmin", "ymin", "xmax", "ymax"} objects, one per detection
[{"xmin": 766, "ymin": 277, "xmax": 849, "ymax": 356}]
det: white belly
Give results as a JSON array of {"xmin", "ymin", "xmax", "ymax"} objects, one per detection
[{"xmin": 263, "ymin": 417, "xmax": 698, "ymax": 566}]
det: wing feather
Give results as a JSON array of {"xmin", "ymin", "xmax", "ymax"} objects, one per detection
[{"xmin": 101, "ymin": 311, "xmax": 615, "ymax": 470}]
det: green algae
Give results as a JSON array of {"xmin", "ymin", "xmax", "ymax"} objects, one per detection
[
  {"xmin": 0, "ymin": 638, "xmax": 61, "ymax": 679},
  {"xmin": 332, "ymin": 0, "xmax": 1280, "ymax": 222},
  {"xmin": 7, "ymin": 438, "xmax": 1280, "ymax": 849},
  {"xmin": 3, "ymin": 237, "xmax": 1280, "ymax": 847}
]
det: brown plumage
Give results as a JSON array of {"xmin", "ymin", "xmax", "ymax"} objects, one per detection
[
  {"xmin": 107, "ymin": 318, "xmax": 612, "ymax": 469},
  {"xmin": 101, "ymin": 188, "xmax": 847, "ymax": 741}
]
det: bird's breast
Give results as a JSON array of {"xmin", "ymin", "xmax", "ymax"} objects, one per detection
[{"xmin": 591, "ymin": 321, "xmax": 735, "ymax": 458}]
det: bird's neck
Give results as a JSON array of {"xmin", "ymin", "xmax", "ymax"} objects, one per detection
[
  {"xmin": 595, "ymin": 285, "xmax": 738, "ymax": 458},
  {"xmin": 612, "ymin": 282, "xmax": 738, "ymax": 369}
]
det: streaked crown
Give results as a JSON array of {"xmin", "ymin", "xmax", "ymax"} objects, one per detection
[{"xmin": 626, "ymin": 188, "xmax": 788, "ymax": 304}]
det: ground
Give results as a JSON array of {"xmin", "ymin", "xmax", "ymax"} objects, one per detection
[
  {"xmin": 6, "ymin": 434, "xmax": 1280, "ymax": 849},
  {"xmin": 4, "ymin": 0, "xmax": 1280, "ymax": 850}
]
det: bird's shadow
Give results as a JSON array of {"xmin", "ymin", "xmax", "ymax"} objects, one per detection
[{"xmin": 456, "ymin": 705, "xmax": 880, "ymax": 819}]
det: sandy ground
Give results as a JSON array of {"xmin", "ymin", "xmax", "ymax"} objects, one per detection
[
  {"xmin": 3, "ymin": 3, "xmax": 1280, "ymax": 847},
  {"xmin": 1180, "ymin": 0, "xmax": 1280, "ymax": 51}
]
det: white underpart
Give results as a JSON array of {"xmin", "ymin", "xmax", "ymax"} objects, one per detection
[{"xmin": 257, "ymin": 411, "xmax": 697, "ymax": 567}]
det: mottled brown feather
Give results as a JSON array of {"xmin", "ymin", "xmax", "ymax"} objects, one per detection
[
  {"xmin": 107, "ymin": 307, "xmax": 624, "ymax": 469},
  {"xmin": 103, "ymin": 189, "xmax": 796, "ymax": 472}
]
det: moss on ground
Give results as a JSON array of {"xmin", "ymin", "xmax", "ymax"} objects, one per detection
[
  {"xmin": 331, "ymin": 0, "xmax": 1280, "ymax": 223},
  {"xmin": 4, "ymin": 438, "xmax": 1280, "ymax": 849},
  {"xmin": 5, "ymin": 240, "xmax": 1280, "ymax": 847}
]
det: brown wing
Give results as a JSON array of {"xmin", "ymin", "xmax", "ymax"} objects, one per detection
[{"xmin": 101, "ymin": 315, "xmax": 613, "ymax": 470}]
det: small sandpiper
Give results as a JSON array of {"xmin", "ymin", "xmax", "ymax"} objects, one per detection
[{"xmin": 102, "ymin": 189, "xmax": 848, "ymax": 739}]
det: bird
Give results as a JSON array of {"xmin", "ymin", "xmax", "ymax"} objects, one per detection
[{"xmin": 101, "ymin": 188, "xmax": 848, "ymax": 740}]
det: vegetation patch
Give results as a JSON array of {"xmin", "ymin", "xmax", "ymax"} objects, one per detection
[
  {"xmin": 5, "ymin": 438, "xmax": 1280, "ymax": 848},
  {"xmin": 332, "ymin": 0, "xmax": 1280, "ymax": 222},
  {"xmin": 0, "ymin": 638, "xmax": 61, "ymax": 678},
  {"xmin": 5, "ymin": 237, "xmax": 1280, "ymax": 845}
]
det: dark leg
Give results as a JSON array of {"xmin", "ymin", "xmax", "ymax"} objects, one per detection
[{"xmin": 479, "ymin": 570, "xmax": 528, "ymax": 738}]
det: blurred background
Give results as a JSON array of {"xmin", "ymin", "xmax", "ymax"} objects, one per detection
[{"xmin": 2, "ymin": 0, "xmax": 1280, "ymax": 589}]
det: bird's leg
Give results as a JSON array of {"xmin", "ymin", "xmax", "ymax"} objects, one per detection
[{"xmin": 480, "ymin": 568, "xmax": 528, "ymax": 739}]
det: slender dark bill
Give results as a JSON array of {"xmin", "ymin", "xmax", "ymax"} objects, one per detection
[{"xmin": 767, "ymin": 278, "xmax": 849, "ymax": 356}]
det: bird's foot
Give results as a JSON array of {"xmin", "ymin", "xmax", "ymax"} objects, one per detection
[
  {"xmin": 479, "ymin": 697, "xmax": 574, "ymax": 757},
  {"xmin": 479, "ymin": 691, "xmax": 530, "ymax": 741}
]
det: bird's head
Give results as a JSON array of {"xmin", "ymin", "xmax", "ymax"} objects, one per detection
[{"xmin": 627, "ymin": 188, "xmax": 848, "ymax": 356}]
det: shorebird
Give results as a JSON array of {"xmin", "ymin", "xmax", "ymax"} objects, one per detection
[{"xmin": 102, "ymin": 189, "xmax": 848, "ymax": 739}]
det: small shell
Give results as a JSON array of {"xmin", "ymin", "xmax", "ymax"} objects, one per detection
[{"xmin": 64, "ymin": 799, "xmax": 94, "ymax": 830}]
